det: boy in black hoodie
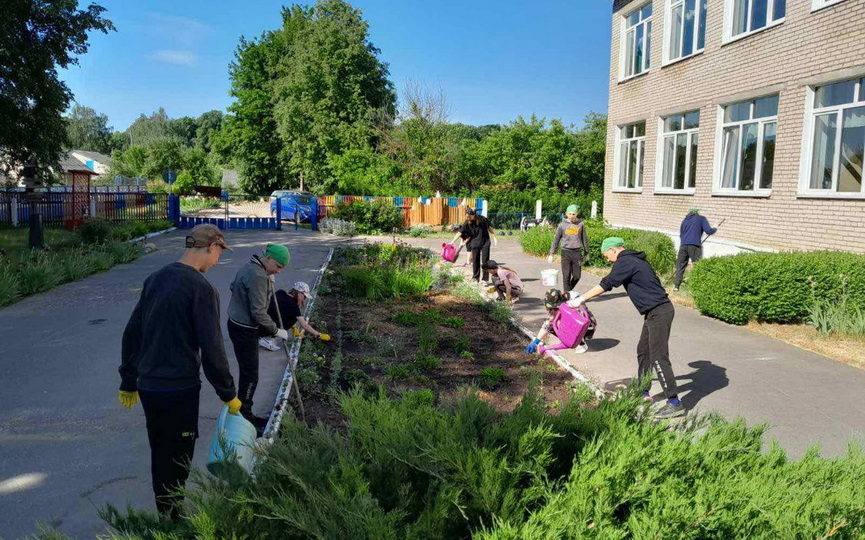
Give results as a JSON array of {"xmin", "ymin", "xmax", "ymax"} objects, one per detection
[{"xmin": 568, "ymin": 237, "xmax": 684, "ymax": 419}]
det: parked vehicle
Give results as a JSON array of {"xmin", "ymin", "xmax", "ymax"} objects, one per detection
[{"xmin": 270, "ymin": 190, "xmax": 314, "ymax": 222}]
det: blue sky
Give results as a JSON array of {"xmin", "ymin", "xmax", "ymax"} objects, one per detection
[{"xmin": 61, "ymin": 0, "xmax": 613, "ymax": 131}]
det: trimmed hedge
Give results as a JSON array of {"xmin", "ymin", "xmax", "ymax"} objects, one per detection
[
  {"xmin": 689, "ymin": 251, "xmax": 865, "ymax": 325},
  {"xmin": 521, "ymin": 221, "xmax": 676, "ymax": 275}
]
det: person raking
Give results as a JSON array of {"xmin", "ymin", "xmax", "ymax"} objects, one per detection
[{"xmin": 673, "ymin": 208, "xmax": 717, "ymax": 292}]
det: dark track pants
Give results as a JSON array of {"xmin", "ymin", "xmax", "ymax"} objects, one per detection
[
  {"xmin": 561, "ymin": 248, "xmax": 582, "ymax": 292},
  {"xmin": 471, "ymin": 242, "xmax": 491, "ymax": 282},
  {"xmin": 674, "ymin": 245, "xmax": 703, "ymax": 288},
  {"xmin": 636, "ymin": 302, "xmax": 678, "ymax": 399},
  {"xmin": 139, "ymin": 385, "xmax": 200, "ymax": 518},
  {"xmin": 228, "ymin": 319, "xmax": 260, "ymax": 416}
]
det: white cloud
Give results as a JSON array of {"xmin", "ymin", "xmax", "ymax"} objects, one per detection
[{"xmin": 150, "ymin": 50, "xmax": 198, "ymax": 66}]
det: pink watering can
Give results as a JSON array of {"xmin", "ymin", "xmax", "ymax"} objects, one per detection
[
  {"xmin": 538, "ymin": 303, "xmax": 595, "ymax": 355},
  {"xmin": 441, "ymin": 243, "xmax": 457, "ymax": 263}
]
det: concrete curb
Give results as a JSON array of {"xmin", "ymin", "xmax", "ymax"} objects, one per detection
[{"xmin": 129, "ymin": 226, "xmax": 177, "ymax": 244}]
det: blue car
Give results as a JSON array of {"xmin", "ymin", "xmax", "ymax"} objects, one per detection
[{"xmin": 270, "ymin": 190, "xmax": 315, "ymax": 222}]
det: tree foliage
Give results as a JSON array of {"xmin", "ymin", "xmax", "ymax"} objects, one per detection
[
  {"xmin": 0, "ymin": 1, "xmax": 114, "ymax": 175},
  {"xmin": 65, "ymin": 103, "xmax": 115, "ymax": 153}
]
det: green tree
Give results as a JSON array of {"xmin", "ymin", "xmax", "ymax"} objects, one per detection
[
  {"xmin": 109, "ymin": 146, "xmax": 147, "ymax": 178},
  {"xmin": 125, "ymin": 108, "xmax": 171, "ymax": 147},
  {"xmin": 272, "ymin": 0, "xmax": 397, "ymax": 193},
  {"xmin": 172, "ymin": 171, "xmax": 195, "ymax": 195},
  {"xmin": 65, "ymin": 103, "xmax": 113, "ymax": 153},
  {"xmin": 194, "ymin": 110, "xmax": 224, "ymax": 153},
  {"xmin": 182, "ymin": 146, "xmax": 218, "ymax": 185},
  {"xmin": 169, "ymin": 116, "xmax": 199, "ymax": 147},
  {"xmin": 141, "ymin": 137, "xmax": 184, "ymax": 181},
  {"xmin": 0, "ymin": 1, "xmax": 113, "ymax": 175}
]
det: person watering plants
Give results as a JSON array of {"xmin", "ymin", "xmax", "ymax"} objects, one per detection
[
  {"xmin": 673, "ymin": 209, "xmax": 717, "ymax": 292},
  {"xmin": 227, "ymin": 243, "xmax": 290, "ymax": 436},
  {"xmin": 119, "ymin": 224, "xmax": 240, "ymax": 519},
  {"xmin": 526, "ymin": 288, "xmax": 590, "ymax": 354},
  {"xmin": 568, "ymin": 237, "xmax": 685, "ymax": 419},
  {"xmin": 453, "ymin": 207, "xmax": 497, "ymax": 285},
  {"xmin": 548, "ymin": 204, "xmax": 589, "ymax": 292}
]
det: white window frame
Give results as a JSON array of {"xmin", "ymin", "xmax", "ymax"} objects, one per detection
[
  {"xmin": 723, "ymin": 0, "xmax": 785, "ymax": 44},
  {"xmin": 619, "ymin": 2, "xmax": 653, "ymax": 82},
  {"xmin": 613, "ymin": 122, "xmax": 646, "ymax": 193},
  {"xmin": 713, "ymin": 97, "xmax": 778, "ymax": 197},
  {"xmin": 655, "ymin": 112, "xmax": 699, "ymax": 194},
  {"xmin": 811, "ymin": 0, "xmax": 847, "ymax": 11},
  {"xmin": 663, "ymin": 0, "xmax": 706, "ymax": 66},
  {"xmin": 798, "ymin": 77, "xmax": 865, "ymax": 199}
]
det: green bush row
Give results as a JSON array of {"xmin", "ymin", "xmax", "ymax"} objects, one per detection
[
  {"xmin": 690, "ymin": 251, "xmax": 865, "ymax": 325},
  {"xmin": 101, "ymin": 387, "xmax": 865, "ymax": 539},
  {"xmin": 0, "ymin": 242, "xmax": 142, "ymax": 306},
  {"xmin": 330, "ymin": 199, "xmax": 404, "ymax": 235},
  {"xmin": 521, "ymin": 221, "xmax": 676, "ymax": 275},
  {"xmin": 77, "ymin": 219, "xmax": 173, "ymax": 245}
]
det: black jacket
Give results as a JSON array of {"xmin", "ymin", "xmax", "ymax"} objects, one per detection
[
  {"xmin": 599, "ymin": 250, "xmax": 671, "ymax": 315},
  {"xmin": 119, "ymin": 262, "xmax": 237, "ymax": 401},
  {"xmin": 460, "ymin": 215, "xmax": 492, "ymax": 249}
]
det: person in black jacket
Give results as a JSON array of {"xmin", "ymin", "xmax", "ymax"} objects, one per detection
[
  {"xmin": 568, "ymin": 237, "xmax": 685, "ymax": 419},
  {"xmin": 119, "ymin": 224, "xmax": 241, "ymax": 518},
  {"xmin": 455, "ymin": 208, "xmax": 498, "ymax": 284}
]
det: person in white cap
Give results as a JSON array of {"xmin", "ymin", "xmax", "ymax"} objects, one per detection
[{"xmin": 266, "ymin": 281, "xmax": 331, "ymax": 342}]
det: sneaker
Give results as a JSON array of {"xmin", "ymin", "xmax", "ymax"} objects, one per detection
[
  {"xmin": 654, "ymin": 402, "xmax": 686, "ymax": 419},
  {"xmin": 672, "ymin": 287, "xmax": 679, "ymax": 292},
  {"xmin": 575, "ymin": 342, "xmax": 588, "ymax": 354},
  {"xmin": 258, "ymin": 337, "xmax": 280, "ymax": 351}
]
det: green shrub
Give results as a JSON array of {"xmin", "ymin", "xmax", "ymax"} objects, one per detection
[
  {"xmin": 401, "ymin": 388, "xmax": 435, "ymax": 408},
  {"xmin": 106, "ymin": 241, "xmax": 140, "ymax": 264},
  {"xmin": 384, "ymin": 364, "xmax": 412, "ymax": 381},
  {"xmin": 77, "ymin": 219, "xmax": 112, "ymax": 245},
  {"xmin": 0, "ymin": 267, "xmax": 21, "ymax": 306},
  {"xmin": 690, "ymin": 251, "xmax": 865, "ymax": 325},
  {"xmin": 59, "ymin": 251, "xmax": 94, "ymax": 282},
  {"xmin": 414, "ymin": 353, "xmax": 440, "ymax": 371},
  {"xmin": 521, "ymin": 221, "xmax": 676, "ymax": 275},
  {"xmin": 88, "ymin": 251, "xmax": 116, "ymax": 273},
  {"xmin": 408, "ymin": 224, "xmax": 436, "ymax": 237},
  {"xmin": 330, "ymin": 199, "xmax": 403, "ymax": 235},
  {"xmin": 17, "ymin": 253, "xmax": 60, "ymax": 295},
  {"xmin": 478, "ymin": 367, "xmax": 507, "ymax": 389},
  {"xmin": 442, "ymin": 316, "xmax": 465, "ymax": 329}
]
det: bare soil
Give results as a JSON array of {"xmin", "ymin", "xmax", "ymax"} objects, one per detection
[{"xmin": 298, "ymin": 287, "xmax": 574, "ymax": 428}]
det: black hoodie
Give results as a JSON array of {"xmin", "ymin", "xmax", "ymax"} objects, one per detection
[{"xmin": 599, "ymin": 250, "xmax": 671, "ymax": 315}]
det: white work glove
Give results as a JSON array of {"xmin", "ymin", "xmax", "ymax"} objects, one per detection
[
  {"xmin": 493, "ymin": 237, "xmax": 499, "ymax": 247},
  {"xmin": 275, "ymin": 328, "xmax": 289, "ymax": 340},
  {"xmin": 547, "ymin": 255, "xmax": 554, "ymax": 264},
  {"xmin": 567, "ymin": 295, "xmax": 586, "ymax": 308}
]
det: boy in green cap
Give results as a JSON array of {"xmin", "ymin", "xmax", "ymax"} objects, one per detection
[
  {"xmin": 227, "ymin": 243, "xmax": 290, "ymax": 435},
  {"xmin": 568, "ymin": 237, "xmax": 684, "ymax": 419},
  {"xmin": 548, "ymin": 204, "xmax": 589, "ymax": 292}
]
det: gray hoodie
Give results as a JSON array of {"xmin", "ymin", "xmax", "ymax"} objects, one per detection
[
  {"xmin": 549, "ymin": 218, "xmax": 589, "ymax": 255},
  {"xmin": 227, "ymin": 255, "xmax": 278, "ymax": 336}
]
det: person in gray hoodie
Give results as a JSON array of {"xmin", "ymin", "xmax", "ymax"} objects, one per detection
[
  {"xmin": 547, "ymin": 204, "xmax": 589, "ymax": 292},
  {"xmin": 227, "ymin": 243, "xmax": 290, "ymax": 434}
]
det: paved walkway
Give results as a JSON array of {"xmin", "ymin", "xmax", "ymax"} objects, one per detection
[
  {"xmin": 387, "ymin": 235, "xmax": 865, "ymax": 459},
  {"xmin": 0, "ymin": 229, "xmax": 343, "ymax": 539}
]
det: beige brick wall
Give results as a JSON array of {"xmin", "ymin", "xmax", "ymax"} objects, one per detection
[{"xmin": 604, "ymin": 0, "xmax": 865, "ymax": 253}]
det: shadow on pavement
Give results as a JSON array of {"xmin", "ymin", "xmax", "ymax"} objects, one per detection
[
  {"xmin": 676, "ymin": 360, "xmax": 729, "ymax": 410},
  {"xmin": 587, "ymin": 338, "xmax": 620, "ymax": 352}
]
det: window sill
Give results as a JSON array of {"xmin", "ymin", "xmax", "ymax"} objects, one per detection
[
  {"xmin": 618, "ymin": 70, "xmax": 650, "ymax": 84},
  {"xmin": 722, "ymin": 18, "xmax": 784, "ymax": 46},
  {"xmin": 797, "ymin": 191, "xmax": 865, "ymax": 200},
  {"xmin": 655, "ymin": 188, "xmax": 696, "ymax": 196},
  {"xmin": 711, "ymin": 189, "xmax": 772, "ymax": 198},
  {"xmin": 612, "ymin": 187, "xmax": 644, "ymax": 194},
  {"xmin": 662, "ymin": 50, "xmax": 704, "ymax": 69},
  {"xmin": 811, "ymin": 0, "xmax": 847, "ymax": 12}
]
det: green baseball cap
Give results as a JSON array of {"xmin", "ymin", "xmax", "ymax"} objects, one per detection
[
  {"xmin": 265, "ymin": 243, "xmax": 290, "ymax": 267},
  {"xmin": 689, "ymin": 208, "xmax": 700, "ymax": 214},
  {"xmin": 601, "ymin": 237, "xmax": 626, "ymax": 253},
  {"xmin": 566, "ymin": 204, "xmax": 579, "ymax": 214}
]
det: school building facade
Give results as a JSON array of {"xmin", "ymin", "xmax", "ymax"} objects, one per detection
[{"xmin": 604, "ymin": 0, "xmax": 865, "ymax": 254}]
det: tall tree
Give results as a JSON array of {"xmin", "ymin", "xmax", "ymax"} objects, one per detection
[
  {"xmin": 125, "ymin": 108, "xmax": 171, "ymax": 147},
  {"xmin": 194, "ymin": 110, "xmax": 224, "ymax": 153},
  {"xmin": 272, "ymin": 0, "xmax": 396, "ymax": 193},
  {"xmin": 0, "ymin": 1, "xmax": 113, "ymax": 175},
  {"xmin": 65, "ymin": 103, "xmax": 113, "ymax": 153}
]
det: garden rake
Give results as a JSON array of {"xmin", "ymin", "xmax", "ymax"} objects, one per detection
[{"xmin": 273, "ymin": 300, "xmax": 306, "ymax": 422}]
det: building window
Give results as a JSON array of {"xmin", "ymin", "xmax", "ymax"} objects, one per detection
[
  {"xmin": 666, "ymin": 0, "xmax": 707, "ymax": 63},
  {"xmin": 622, "ymin": 3, "xmax": 653, "ymax": 79},
  {"xmin": 806, "ymin": 77, "xmax": 865, "ymax": 195},
  {"xmin": 718, "ymin": 96, "xmax": 778, "ymax": 193},
  {"xmin": 660, "ymin": 111, "xmax": 699, "ymax": 191},
  {"xmin": 617, "ymin": 122, "xmax": 646, "ymax": 189},
  {"xmin": 727, "ymin": 0, "xmax": 785, "ymax": 40},
  {"xmin": 812, "ymin": 0, "xmax": 847, "ymax": 11}
]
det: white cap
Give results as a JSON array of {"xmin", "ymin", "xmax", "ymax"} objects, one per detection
[{"xmin": 293, "ymin": 281, "xmax": 311, "ymax": 297}]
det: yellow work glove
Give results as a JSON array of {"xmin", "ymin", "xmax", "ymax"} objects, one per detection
[
  {"xmin": 118, "ymin": 390, "xmax": 138, "ymax": 409},
  {"xmin": 226, "ymin": 397, "xmax": 243, "ymax": 415},
  {"xmin": 293, "ymin": 326, "xmax": 302, "ymax": 337},
  {"xmin": 318, "ymin": 333, "xmax": 331, "ymax": 341}
]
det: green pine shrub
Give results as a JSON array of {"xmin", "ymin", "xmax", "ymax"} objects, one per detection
[{"xmin": 690, "ymin": 251, "xmax": 865, "ymax": 325}]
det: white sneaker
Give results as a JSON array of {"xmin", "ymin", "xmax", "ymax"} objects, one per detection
[
  {"xmin": 575, "ymin": 342, "xmax": 588, "ymax": 354},
  {"xmin": 258, "ymin": 337, "xmax": 280, "ymax": 351}
]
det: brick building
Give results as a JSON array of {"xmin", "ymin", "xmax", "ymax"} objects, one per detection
[{"xmin": 604, "ymin": 0, "xmax": 865, "ymax": 255}]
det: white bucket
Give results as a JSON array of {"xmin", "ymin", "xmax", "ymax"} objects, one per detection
[{"xmin": 541, "ymin": 269, "xmax": 559, "ymax": 287}]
